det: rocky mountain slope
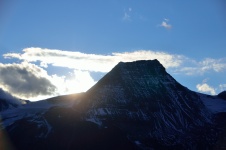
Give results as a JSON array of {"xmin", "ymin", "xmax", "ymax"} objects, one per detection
[
  {"xmin": 0, "ymin": 88, "xmax": 26, "ymax": 111},
  {"xmin": 75, "ymin": 60, "xmax": 218, "ymax": 149},
  {"xmin": 1, "ymin": 60, "xmax": 226, "ymax": 150}
]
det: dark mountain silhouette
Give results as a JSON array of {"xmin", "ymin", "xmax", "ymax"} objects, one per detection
[
  {"xmin": 1, "ymin": 60, "xmax": 226, "ymax": 150},
  {"xmin": 218, "ymin": 91, "xmax": 226, "ymax": 100}
]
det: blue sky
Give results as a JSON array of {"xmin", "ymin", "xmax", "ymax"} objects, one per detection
[{"xmin": 0, "ymin": 0, "xmax": 226, "ymax": 100}]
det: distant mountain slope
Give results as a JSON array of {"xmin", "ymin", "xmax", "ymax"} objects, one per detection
[
  {"xmin": 0, "ymin": 88, "xmax": 24, "ymax": 111},
  {"xmin": 218, "ymin": 91, "xmax": 226, "ymax": 100},
  {"xmin": 199, "ymin": 93, "xmax": 226, "ymax": 113},
  {"xmin": 2, "ymin": 60, "xmax": 226, "ymax": 150},
  {"xmin": 1, "ymin": 93, "xmax": 82, "ymax": 128}
]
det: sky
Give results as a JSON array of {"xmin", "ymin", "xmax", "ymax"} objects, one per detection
[{"xmin": 0, "ymin": 0, "xmax": 226, "ymax": 101}]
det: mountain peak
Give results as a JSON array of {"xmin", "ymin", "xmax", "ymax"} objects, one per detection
[
  {"xmin": 118, "ymin": 59, "xmax": 162, "ymax": 66},
  {"xmin": 74, "ymin": 59, "xmax": 213, "ymax": 147},
  {"xmin": 79, "ymin": 59, "xmax": 211, "ymax": 127},
  {"xmin": 86, "ymin": 59, "xmax": 167, "ymax": 93},
  {"xmin": 116, "ymin": 59, "xmax": 165, "ymax": 73}
]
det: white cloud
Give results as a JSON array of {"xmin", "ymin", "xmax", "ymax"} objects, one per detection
[
  {"xmin": 0, "ymin": 62, "xmax": 96, "ymax": 101},
  {"xmin": 196, "ymin": 83, "xmax": 216, "ymax": 95},
  {"xmin": 4, "ymin": 47, "xmax": 226, "ymax": 77},
  {"xmin": 123, "ymin": 12, "xmax": 131, "ymax": 21},
  {"xmin": 219, "ymin": 84, "xmax": 226, "ymax": 91},
  {"xmin": 200, "ymin": 58, "xmax": 226, "ymax": 72},
  {"xmin": 160, "ymin": 18, "xmax": 172, "ymax": 30},
  {"xmin": 61, "ymin": 70, "xmax": 96, "ymax": 94},
  {"xmin": 5, "ymin": 48, "xmax": 226, "ymax": 76},
  {"xmin": 123, "ymin": 8, "xmax": 132, "ymax": 21},
  {"xmin": 2, "ymin": 48, "xmax": 189, "ymax": 100},
  {"xmin": 0, "ymin": 62, "xmax": 57, "ymax": 100},
  {"xmin": 174, "ymin": 58, "xmax": 226, "ymax": 75},
  {"xmin": 2, "ymin": 47, "xmax": 226, "ymax": 100},
  {"xmin": 4, "ymin": 47, "xmax": 184, "ymax": 72}
]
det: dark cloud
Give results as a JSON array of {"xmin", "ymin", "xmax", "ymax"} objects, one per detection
[{"xmin": 0, "ymin": 62, "xmax": 57, "ymax": 99}]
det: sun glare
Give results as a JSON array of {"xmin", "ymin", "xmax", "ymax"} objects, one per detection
[
  {"xmin": 23, "ymin": 70, "xmax": 96, "ymax": 101},
  {"xmin": 64, "ymin": 70, "xmax": 96, "ymax": 94}
]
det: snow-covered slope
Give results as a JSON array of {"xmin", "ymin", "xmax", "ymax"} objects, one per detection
[
  {"xmin": 1, "ymin": 93, "xmax": 82, "ymax": 129},
  {"xmin": 0, "ymin": 88, "xmax": 25, "ymax": 111}
]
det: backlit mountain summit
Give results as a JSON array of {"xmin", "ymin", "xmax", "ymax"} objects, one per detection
[
  {"xmin": 76, "ymin": 60, "xmax": 214, "ymax": 149},
  {"xmin": 81, "ymin": 60, "xmax": 211, "ymax": 123},
  {"xmin": 2, "ymin": 60, "xmax": 226, "ymax": 149}
]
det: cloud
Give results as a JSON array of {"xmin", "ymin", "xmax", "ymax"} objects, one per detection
[
  {"xmin": 4, "ymin": 48, "xmax": 226, "ymax": 76},
  {"xmin": 219, "ymin": 84, "xmax": 226, "ymax": 91},
  {"xmin": 2, "ymin": 47, "xmax": 226, "ymax": 100},
  {"xmin": 0, "ymin": 88, "xmax": 22, "ymax": 104},
  {"xmin": 160, "ymin": 18, "xmax": 172, "ymax": 30},
  {"xmin": 4, "ymin": 48, "xmax": 226, "ymax": 78},
  {"xmin": 123, "ymin": 12, "xmax": 131, "ymax": 21},
  {"xmin": 113, "ymin": 51, "xmax": 183, "ymax": 68},
  {"xmin": 3, "ymin": 48, "xmax": 194, "ymax": 100},
  {"xmin": 59, "ymin": 70, "xmax": 96, "ymax": 95},
  {"xmin": 199, "ymin": 58, "xmax": 226, "ymax": 72},
  {"xmin": 174, "ymin": 58, "xmax": 226, "ymax": 75},
  {"xmin": 196, "ymin": 83, "xmax": 216, "ymax": 95},
  {"xmin": 6, "ymin": 47, "xmax": 226, "ymax": 77},
  {"xmin": 0, "ymin": 62, "xmax": 57, "ymax": 100},
  {"xmin": 4, "ymin": 47, "xmax": 184, "ymax": 72},
  {"xmin": 0, "ymin": 62, "xmax": 96, "ymax": 101},
  {"xmin": 123, "ymin": 8, "xmax": 132, "ymax": 21}
]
